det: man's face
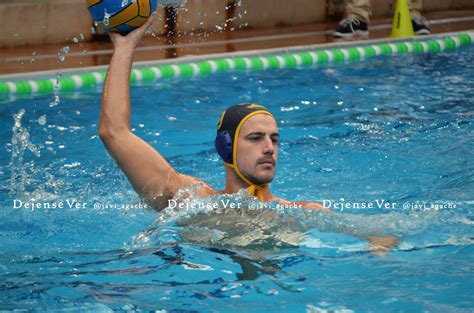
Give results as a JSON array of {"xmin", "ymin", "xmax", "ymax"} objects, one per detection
[{"xmin": 235, "ymin": 114, "xmax": 279, "ymax": 185}]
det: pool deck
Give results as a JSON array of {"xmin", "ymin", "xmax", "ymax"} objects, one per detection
[{"xmin": 1, "ymin": 9, "xmax": 473, "ymax": 77}]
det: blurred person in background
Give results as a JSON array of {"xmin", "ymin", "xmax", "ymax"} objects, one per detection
[{"xmin": 333, "ymin": 0, "xmax": 430, "ymax": 38}]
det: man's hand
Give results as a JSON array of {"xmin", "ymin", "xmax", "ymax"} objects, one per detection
[
  {"xmin": 108, "ymin": 11, "xmax": 158, "ymax": 52},
  {"xmin": 367, "ymin": 236, "xmax": 399, "ymax": 257}
]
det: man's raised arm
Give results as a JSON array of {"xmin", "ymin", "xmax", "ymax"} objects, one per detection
[{"xmin": 98, "ymin": 14, "xmax": 206, "ymax": 210}]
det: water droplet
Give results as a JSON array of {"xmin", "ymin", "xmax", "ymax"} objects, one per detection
[
  {"xmin": 49, "ymin": 74, "xmax": 62, "ymax": 107},
  {"xmin": 63, "ymin": 162, "xmax": 81, "ymax": 169},
  {"xmin": 57, "ymin": 46, "xmax": 70, "ymax": 62},
  {"xmin": 38, "ymin": 115, "xmax": 47, "ymax": 125}
]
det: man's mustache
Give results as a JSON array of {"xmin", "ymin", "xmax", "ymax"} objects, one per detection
[{"xmin": 257, "ymin": 158, "xmax": 276, "ymax": 166}]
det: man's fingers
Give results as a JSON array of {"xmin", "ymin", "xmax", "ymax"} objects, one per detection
[
  {"xmin": 127, "ymin": 11, "xmax": 157, "ymax": 37},
  {"xmin": 144, "ymin": 11, "xmax": 158, "ymax": 29},
  {"xmin": 140, "ymin": 11, "xmax": 158, "ymax": 35},
  {"xmin": 108, "ymin": 9, "xmax": 158, "ymax": 49},
  {"xmin": 368, "ymin": 236, "xmax": 399, "ymax": 249}
]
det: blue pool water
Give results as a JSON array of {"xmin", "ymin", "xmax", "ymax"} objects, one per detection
[{"xmin": 1, "ymin": 46, "xmax": 473, "ymax": 312}]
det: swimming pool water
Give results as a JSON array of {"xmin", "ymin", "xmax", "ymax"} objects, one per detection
[{"xmin": 1, "ymin": 46, "xmax": 473, "ymax": 312}]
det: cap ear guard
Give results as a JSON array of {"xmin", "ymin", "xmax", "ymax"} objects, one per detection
[{"xmin": 215, "ymin": 130, "xmax": 233, "ymax": 163}]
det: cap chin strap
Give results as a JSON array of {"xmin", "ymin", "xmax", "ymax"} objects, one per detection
[
  {"xmin": 224, "ymin": 161, "xmax": 265, "ymax": 201},
  {"xmin": 246, "ymin": 184, "xmax": 265, "ymax": 201}
]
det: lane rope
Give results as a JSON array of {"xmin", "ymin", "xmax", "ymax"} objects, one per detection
[{"xmin": 0, "ymin": 31, "xmax": 473, "ymax": 97}]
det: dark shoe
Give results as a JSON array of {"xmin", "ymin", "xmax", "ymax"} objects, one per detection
[
  {"xmin": 333, "ymin": 17, "xmax": 369, "ymax": 38},
  {"xmin": 412, "ymin": 16, "xmax": 430, "ymax": 35}
]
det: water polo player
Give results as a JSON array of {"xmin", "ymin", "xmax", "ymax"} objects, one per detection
[
  {"xmin": 97, "ymin": 13, "xmax": 326, "ymax": 211},
  {"xmin": 97, "ymin": 12, "xmax": 400, "ymax": 255}
]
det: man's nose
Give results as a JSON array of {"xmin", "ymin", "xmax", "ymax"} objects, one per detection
[{"xmin": 262, "ymin": 136, "xmax": 275, "ymax": 155}]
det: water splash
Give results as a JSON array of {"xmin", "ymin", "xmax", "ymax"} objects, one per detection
[
  {"xmin": 30, "ymin": 51, "xmax": 36, "ymax": 64},
  {"xmin": 68, "ymin": 32, "xmax": 88, "ymax": 65},
  {"xmin": 125, "ymin": 180, "xmax": 471, "ymax": 254},
  {"xmin": 5, "ymin": 110, "xmax": 91, "ymax": 206},
  {"xmin": 57, "ymin": 46, "xmax": 70, "ymax": 62},
  {"xmin": 50, "ymin": 73, "xmax": 61, "ymax": 107},
  {"xmin": 8, "ymin": 110, "xmax": 41, "ymax": 196},
  {"xmin": 71, "ymin": 33, "xmax": 85, "ymax": 43},
  {"xmin": 130, "ymin": 185, "xmax": 311, "ymax": 250},
  {"xmin": 155, "ymin": 0, "xmax": 245, "ymax": 36}
]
